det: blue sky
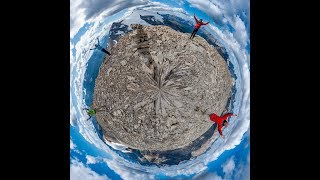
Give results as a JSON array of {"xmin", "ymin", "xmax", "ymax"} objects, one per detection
[{"xmin": 70, "ymin": 0, "xmax": 250, "ymax": 179}]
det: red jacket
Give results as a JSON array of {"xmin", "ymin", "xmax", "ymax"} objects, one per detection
[
  {"xmin": 210, "ymin": 113, "xmax": 233, "ymax": 136},
  {"xmin": 194, "ymin": 15, "xmax": 209, "ymax": 29}
]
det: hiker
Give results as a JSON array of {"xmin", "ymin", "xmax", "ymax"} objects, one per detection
[
  {"xmin": 83, "ymin": 108, "xmax": 97, "ymax": 121},
  {"xmin": 209, "ymin": 113, "xmax": 237, "ymax": 138},
  {"xmin": 83, "ymin": 105, "xmax": 107, "ymax": 121},
  {"xmin": 90, "ymin": 38, "xmax": 111, "ymax": 55},
  {"xmin": 190, "ymin": 14, "xmax": 209, "ymax": 39}
]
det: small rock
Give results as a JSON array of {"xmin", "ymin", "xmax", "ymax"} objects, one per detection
[{"xmin": 120, "ymin": 60, "xmax": 127, "ymax": 66}]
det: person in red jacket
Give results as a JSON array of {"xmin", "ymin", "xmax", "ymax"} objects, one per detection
[
  {"xmin": 190, "ymin": 14, "xmax": 209, "ymax": 39},
  {"xmin": 210, "ymin": 113, "xmax": 237, "ymax": 138}
]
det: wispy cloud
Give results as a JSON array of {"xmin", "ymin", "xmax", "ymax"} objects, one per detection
[
  {"xmin": 70, "ymin": 0, "xmax": 148, "ymax": 38},
  {"xmin": 86, "ymin": 155, "xmax": 98, "ymax": 164},
  {"xmin": 193, "ymin": 171, "xmax": 222, "ymax": 180},
  {"xmin": 232, "ymin": 15, "xmax": 249, "ymax": 48},
  {"xmin": 70, "ymin": 0, "xmax": 87, "ymax": 38},
  {"xmin": 70, "ymin": 139, "xmax": 76, "ymax": 150},
  {"xmin": 70, "ymin": 138, "xmax": 83, "ymax": 154},
  {"xmin": 70, "ymin": 158, "xmax": 109, "ymax": 180},
  {"xmin": 193, "ymin": 150, "xmax": 249, "ymax": 180},
  {"xmin": 104, "ymin": 159, "xmax": 155, "ymax": 180},
  {"xmin": 188, "ymin": 0, "xmax": 224, "ymax": 24},
  {"xmin": 222, "ymin": 156, "xmax": 235, "ymax": 179},
  {"xmin": 70, "ymin": 102, "xmax": 77, "ymax": 126}
]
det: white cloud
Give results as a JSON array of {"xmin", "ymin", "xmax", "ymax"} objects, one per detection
[
  {"xmin": 194, "ymin": 151, "xmax": 249, "ymax": 180},
  {"xmin": 194, "ymin": 153, "xmax": 249, "ymax": 180},
  {"xmin": 70, "ymin": 158, "xmax": 109, "ymax": 180},
  {"xmin": 232, "ymin": 15, "xmax": 248, "ymax": 48},
  {"xmin": 70, "ymin": 139, "xmax": 76, "ymax": 150},
  {"xmin": 188, "ymin": 0, "xmax": 224, "ymax": 24},
  {"xmin": 80, "ymin": 0, "xmax": 148, "ymax": 19},
  {"xmin": 104, "ymin": 159, "xmax": 155, "ymax": 180},
  {"xmin": 70, "ymin": 138, "xmax": 83, "ymax": 154},
  {"xmin": 176, "ymin": 0, "xmax": 185, "ymax": 6},
  {"xmin": 104, "ymin": 141, "xmax": 131, "ymax": 153},
  {"xmin": 136, "ymin": 2, "xmax": 188, "ymax": 19},
  {"xmin": 70, "ymin": 41, "xmax": 76, "ymax": 66},
  {"xmin": 122, "ymin": 9, "xmax": 163, "ymax": 27},
  {"xmin": 70, "ymin": 41, "xmax": 74, "ymax": 50},
  {"xmin": 222, "ymin": 156, "xmax": 235, "ymax": 178},
  {"xmin": 86, "ymin": 155, "xmax": 98, "ymax": 164},
  {"xmin": 244, "ymin": 128, "xmax": 250, "ymax": 148},
  {"xmin": 193, "ymin": 172, "xmax": 222, "ymax": 180},
  {"xmin": 70, "ymin": 0, "xmax": 87, "ymax": 38},
  {"xmin": 70, "ymin": 103, "xmax": 77, "ymax": 126}
]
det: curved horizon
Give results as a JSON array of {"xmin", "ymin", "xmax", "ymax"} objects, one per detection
[{"xmin": 70, "ymin": 0, "xmax": 250, "ymax": 179}]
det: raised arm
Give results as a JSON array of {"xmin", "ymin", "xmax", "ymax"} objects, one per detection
[
  {"xmin": 194, "ymin": 14, "xmax": 199, "ymax": 23},
  {"xmin": 221, "ymin": 113, "xmax": 234, "ymax": 120},
  {"xmin": 202, "ymin": 21, "xmax": 209, "ymax": 25}
]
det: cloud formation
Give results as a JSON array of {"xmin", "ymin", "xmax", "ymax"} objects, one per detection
[
  {"xmin": 188, "ymin": 0, "xmax": 224, "ymax": 24},
  {"xmin": 70, "ymin": 0, "xmax": 148, "ymax": 38},
  {"xmin": 86, "ymin": 155, "xmax": 98, "ymax": 164},
  {"xmin": 70, "ymin": 158, "xmax": 109, "ymax": 180},
  {"xmin": 70, "ymin": 139, "xmax": 76, "ymax": 150},
  {"xmin": 193, "ymin": 172, "xmax": 223, "ymax": 180},
  {"xmin": 222, "ymin": 156, "xmax": 235, "ymax": 178},
  {"xmin": 70, "ymin": 102, "xmax": 77, "ymax": 126},
  {"xmin": 104, "ymin": 159, "xmax": 155, "ymax": 180}
]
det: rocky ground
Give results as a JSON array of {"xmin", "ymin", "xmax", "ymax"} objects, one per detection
[{"xmin": 92, "ymin": 25, "xmax": 233, "ymax": 152}]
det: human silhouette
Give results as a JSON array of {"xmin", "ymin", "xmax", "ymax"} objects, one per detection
[
  {"xmin": 90, "ymin": 38, "xmax": 111, "ymax": 55},
  {"xmin": 195, "ymin": 107, "xmax": 237, "ymax": 138},
  {"xmin": 190, "ymin": 14, "xmax": 209, "ymax": 39},
  {"xmin": 209, "ymin": 113, "xmax": 237, "ymax": 138},
  {"xmin": 83, "ymin": 108, "xmax": 96, "ymax": 121}
]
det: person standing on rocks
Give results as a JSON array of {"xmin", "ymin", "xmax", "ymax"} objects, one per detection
[
  {"xmin": 83, "ymin": 108, "xmax": 97, "ymax": 121},
  {"xmin": 83, "ymin": 105, "xmax": 108, "ymax": 121},
  {"xmin": 195, "ymin": 107, "xmax": 236, "ymax": 138},
  {"xmin": 190, "ymin": 14, "xmax": 209, "ymax": 39},
  {"xmin": 90, "ymin": 38, "xmax": 111, "ymax": 55},
  {"xmin": 209, "ymin": 112, "xmax": 237, "ymax": 138}
]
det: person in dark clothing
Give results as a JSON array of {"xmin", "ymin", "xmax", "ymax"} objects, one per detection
[
  {"xmin": 190, "ymin": 14, "xmax": 209, "ymax": 39},
  {"xmin": 90, "ymin": 38, "xmax": 111, "ymax": 55}
]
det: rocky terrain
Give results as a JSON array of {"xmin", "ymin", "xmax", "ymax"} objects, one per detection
[{"xmin": 92, "ymin": 24, "xmax": 233, "ymax": 151}]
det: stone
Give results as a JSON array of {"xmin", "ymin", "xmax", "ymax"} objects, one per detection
[{"xmin": 120, "ymin": 60, "xmax": 127, "ymax": 66}]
